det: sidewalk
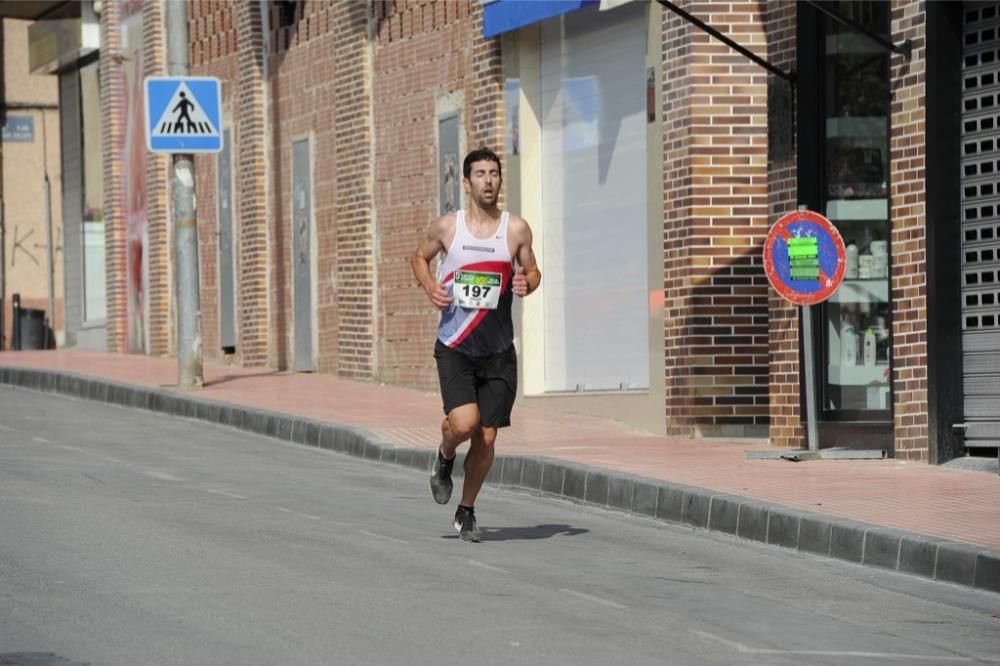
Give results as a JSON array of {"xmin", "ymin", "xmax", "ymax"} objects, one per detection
[{"xmin": 1, "ymin": 349, "xmax": 998, "ymax": 593}]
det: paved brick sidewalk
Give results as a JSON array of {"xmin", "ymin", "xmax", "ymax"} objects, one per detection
[{"xmin": 1, "ymin": 349, "xmax": 997, "ymax": 551}]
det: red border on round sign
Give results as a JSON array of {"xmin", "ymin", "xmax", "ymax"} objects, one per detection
[{"xmin": 764, "ymin": 210, "xmax": 846, "ymax": 306}]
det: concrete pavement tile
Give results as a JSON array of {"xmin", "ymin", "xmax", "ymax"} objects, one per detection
[
  {"xmin": 318, "ymin": 425, "xmax": 339, "ymax": 451},
  {"xmin": 409, "ymin": 448, "xmax": 434, "ymax": 473},
  {"xmin": 195, "ymin": 401, "xmax": 213, "ymax": 423},
  {"xmin": 607, "ymin": 476, "xmax": 635, "ymax": 512},
  {"xmin": 974, "ymin": 551, "xmax": 1000, "ymax": 593},
  {"xmin": 935, "ymin": 542, "xmax": 980, "ymax": 586},
  {"xmin": 203, "ymin": 402, "xmax": 222, "ymax": 424},
  {"xmin": 863, "ymin": 529, "xmax": 905, "ymax": 571},
  {"xmin": 561, "ymin": 464, "xmax": 587, "ymax": 501},
  {"xmin": 681, "ymin": 489, "xmax": 711, "ymax": 529},
  {"xmin": 797, "ymin": 515, "xmax": 832, "ymax": 556},
  {"xmin": 227, "ymin": 407, "xmax": 248, "ymax": 429},
  {"xmin": 346, "ymin": 430, "xmax": 368, "ymax": 458},
  {"xmin": 484, "ymin": 455, "xmax": 504, "ymax": 485},
  {"xmin": 766, "ymin": 510, "xmax": 801, "ymax": 549},
  {"xmin": 265, "ymin": 415, "xmax": 281, "ymax": 439},
  {"xmin": 290, "ymin": 419, "xmax": 307, "ymax": 444},
  {"xmin": 160, "ymin": 395, "xmax": 179, "ymax": 417},
  {"xmin": 656, "ymin": 486, "xmax": 687, "ymax": 523},
  {"xmin": 829, "ymin": 522, "xmax": 866, "ymax": 564},
  {"xmin": 277, "ymin": 416, "xmax": 294, "ymax": 441},
  {"xmin": 707, "ymin": 495, "xmax": 741, "ymax": 535},
  {"xmin": 304, "ymin": 421, "xmax": 321, "ymax": 447},
  {"xmin": 520, "ymin": 458, "xmax": 542, "ymax": 492},
  {"xmin": 499, "ymin": 457, "xmax": 523, "ymax": 488},
  {"xmin": 363, "ymin": 440, "xmax": 383, "ymax": 461},
  {"xmin": 392, "ymin": 447, "xmax": 415, "ymax": 469},
  {"xmin": 631, "ymin": 481, "xmax": 659, "ymax": 517},
  {"xmin": 541, "ymin": 461, "xmax": 565, "ymax": 496},
  {"xmin": 736, "ymin": 501, "xmax": 768, "ymax": 543},
  {"xmin": 898, "ymin": 536, "xmax": 939, "ymax": 579},
  {"xmin": 584, "ymin": 471, "xmax": 609, "ymax": 506}
]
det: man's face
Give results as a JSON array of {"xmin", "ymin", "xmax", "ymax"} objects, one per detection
[{"xmin": 464, "ymin": 159, "xmax": 502, "ymax": 208}]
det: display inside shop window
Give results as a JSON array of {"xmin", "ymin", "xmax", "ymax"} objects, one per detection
[
  {"xmin": 827, "ymin": 144, "xmax": 886, "ymax": 200},
  {"xmin": 820, "ymin": 0, "xmax": 892, "ymax": 415}
]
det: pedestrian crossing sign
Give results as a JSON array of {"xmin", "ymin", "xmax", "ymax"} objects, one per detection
[{"xmin": 144, "ymin": 76, "xmax": 222, "ymax": 153}]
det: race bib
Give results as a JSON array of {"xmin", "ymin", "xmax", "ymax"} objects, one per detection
[{"xmin": 454, "ymin": 270, "xmax": 502, "ymax": 309}]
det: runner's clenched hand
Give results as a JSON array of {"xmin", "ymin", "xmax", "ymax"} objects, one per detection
[
  {"xmin": 428, "ymin": 283, "xmax": 453, "ymax": 311},
  {"xmin": 512, "ymin": 266, "xmax": 528, "ymax": 297}
]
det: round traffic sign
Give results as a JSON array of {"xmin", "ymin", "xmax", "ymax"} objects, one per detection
[{"xmin": 763, "ymin": 210, "xmax": 846, "ymax": 306}]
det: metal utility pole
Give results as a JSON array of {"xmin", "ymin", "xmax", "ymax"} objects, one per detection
[{"xmin": 166, "ymin": 0, "xmax": 203, "ymax": 387}]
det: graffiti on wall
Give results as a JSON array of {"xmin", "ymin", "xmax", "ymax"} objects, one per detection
[{"xmin": 120, "ymin": 1, "xmax": 149, "ymax": 353}]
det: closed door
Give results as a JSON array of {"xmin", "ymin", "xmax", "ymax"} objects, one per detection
[
  {"xmin": 292, "ymin": 138, "xmax": 314, "ymax": 372},
  {"xmin": 218, "ymin": 128, "xmax": 237, "ymax": 352},
  {"xmin": 960, "ymin": 2, "xmax": 1000, "ymax": 447}
]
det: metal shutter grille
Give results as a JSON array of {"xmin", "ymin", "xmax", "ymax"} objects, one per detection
[{"xmin": 961, "ymin": 2, "xmax": 1000, "ymax": 432}]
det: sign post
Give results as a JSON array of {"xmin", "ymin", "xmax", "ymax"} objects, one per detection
[
  {"xmin": 146, "ymin": 8, "xmax": 222, "ymax": 388},
  {"xmin": 764, "ymin": 207, "xmax": 846, "ymax": 452}
]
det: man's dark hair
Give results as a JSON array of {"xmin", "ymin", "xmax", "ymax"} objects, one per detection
[{"xmin": 463, "ymin": 148, "xmax": 502, "ymax": 180}]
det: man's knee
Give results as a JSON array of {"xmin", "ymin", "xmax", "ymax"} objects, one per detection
[
  {"xmin": 446, "ymin": 409, "xmax": 480, "ymax": 441},
  {"xmin": 475, "ymin": 426, "xmax": 498, "ymax": 449}
]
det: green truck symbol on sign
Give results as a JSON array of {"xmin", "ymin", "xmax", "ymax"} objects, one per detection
[{"xmin": 787, "ymin": 236, "xmax": 819, "ymax": 281}]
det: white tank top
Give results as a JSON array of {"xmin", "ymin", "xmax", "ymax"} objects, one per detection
[{"xmin": 436, "ymin": 210, "xmax": 515, "ymax": 356}]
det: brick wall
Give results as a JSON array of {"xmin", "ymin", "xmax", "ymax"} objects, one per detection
[
  {"xmin": 765, "ymin": 2, "xmax": 802, "ymax": 448},
  {"xmin": 889, "ymin": 0, "xmax": 929, "ymax": 461},
  {"xmin": 373, "ymin": 0, "xmax": 498, "ymax": 389},
  {"xmin": 331, "ymin": 1, "xmax": 376, "ymax": 379},
  {"xmin": 142, "ymin": 0, "xmax": 171, "ymax": 356},
  {"xmin": 662, "ymin": 1, "xmax": 771, "ymax": 437},
  {"xmin": 101, "ymin": 0, "xmax": 127, "ymax": 353},
  {"xmin": 190, "ymin": 1, "xmax": 239, "ymax": 360},
  {"xmin": 234, "ymin": 1, "xmax": 270, "ymax": 367}
]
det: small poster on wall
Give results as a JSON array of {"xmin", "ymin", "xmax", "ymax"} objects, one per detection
[{"xmin": 439, "ymin": 113, "xmax": 460, "ymax": 215}]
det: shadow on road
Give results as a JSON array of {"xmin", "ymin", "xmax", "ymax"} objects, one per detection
[{"xmin": 442, "ymin": 524, "xmax": 590, "ymax": 541}]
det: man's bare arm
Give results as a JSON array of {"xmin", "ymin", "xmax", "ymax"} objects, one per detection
[
  {"xmin": 411, "ymin": 215, "xmax": 454, "ymax": 310},
  {"xmin": 510, "ymin": 216, "xmax": 541, "ymax": 297}
]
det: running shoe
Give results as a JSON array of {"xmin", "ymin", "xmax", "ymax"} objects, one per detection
[
  {"xmin": 453, "ymin": 505, "xmax": 481, "ymax": 542},
  {"xmin": 430, "ymin": 447, "xmax": 454, "ymax": 504}
]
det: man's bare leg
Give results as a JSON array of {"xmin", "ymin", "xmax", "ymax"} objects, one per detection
[
  {"xmin": 461, "ymin": 425, "xmax": 496, "ymax": 507},
  {"xmin": 440, "ymin": 403, "xmax": 479, "ymax": 458},
  {"xmin": 431, "ymin": 404, "xmax": 479, "ymax": 505}
]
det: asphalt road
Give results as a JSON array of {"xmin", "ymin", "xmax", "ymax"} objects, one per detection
[{"xmin": 1, "ymin": 386, "xmax": 998, "ymax": 666}]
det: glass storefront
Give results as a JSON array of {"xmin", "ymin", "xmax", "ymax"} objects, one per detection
[
  {"xmin": 820, "ymin": 1, "xmax": 893, "ymax": 416},
  {"xmin": 80, "ymin": 60, "xmax": 106, "ymax": 322}
]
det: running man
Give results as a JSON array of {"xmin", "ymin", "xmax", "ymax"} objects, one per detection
[{"xmin": 410, "ymin": 148, "xmax": 541, "ymax": 542}]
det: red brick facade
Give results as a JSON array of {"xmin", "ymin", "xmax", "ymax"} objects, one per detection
[
  {"xmin": 142, "ymin": 0, "xmax": 171, "ymax": 357},
  {"xmin": 889, "ymin": 0, "xmax": 929, "ymax": 461},
  {"xmin": 663, "ymin": 2, "xmax": 772, "ymax": 437},
  {"xmin": 765, "ymin": 3, "xmax": 803, "ymax": 448},
  {"xmin": 100, "ymin": 0, "xmax": 127, "ymax": 354},
  {"xmin": 96, "ymin": 0, "xmax": 944, "ymax": 461}
]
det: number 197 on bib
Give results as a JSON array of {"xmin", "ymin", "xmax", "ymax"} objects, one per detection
[{"xmin": 454, "ymin": 270, "xmax": 502, "ymax": 310}]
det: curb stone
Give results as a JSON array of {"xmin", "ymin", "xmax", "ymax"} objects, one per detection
[{"xmin": 1, "ymin": 365, "xmax": 997, "ymax": 596}]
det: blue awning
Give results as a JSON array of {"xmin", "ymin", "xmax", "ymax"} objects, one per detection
[{"xmin": 482, "ymin": 0, "xmax": 597, "ymax": 39}]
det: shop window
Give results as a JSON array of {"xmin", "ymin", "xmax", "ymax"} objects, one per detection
[
  {"xmin": 80, "ymin": 60, "xmax": 105, "ymax": 322},
  {"xmin": 538, "ymin": 2, "xmax": 649, "ymax": 392},
  {"xmin": 820, "ymin": 1, "xmax": 892, "ymax": 415}
]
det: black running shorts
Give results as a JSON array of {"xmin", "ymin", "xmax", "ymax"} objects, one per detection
[{"xmin": 434, "ymin": 340, "xmax": 517, "ymax": 428}]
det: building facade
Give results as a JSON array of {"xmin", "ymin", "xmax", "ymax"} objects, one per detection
[
  {"xmin": 37, "ymin": 0, "xmax": 992, "ymax": 464},
  {"xmin": 1, "ymin": 17, "xmax": 64, "ymax": 350}
]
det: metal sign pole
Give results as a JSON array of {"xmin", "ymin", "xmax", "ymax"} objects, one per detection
[{"xmin": 801, "ymin": 303, "xmax": 819, "ymax": 451}]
